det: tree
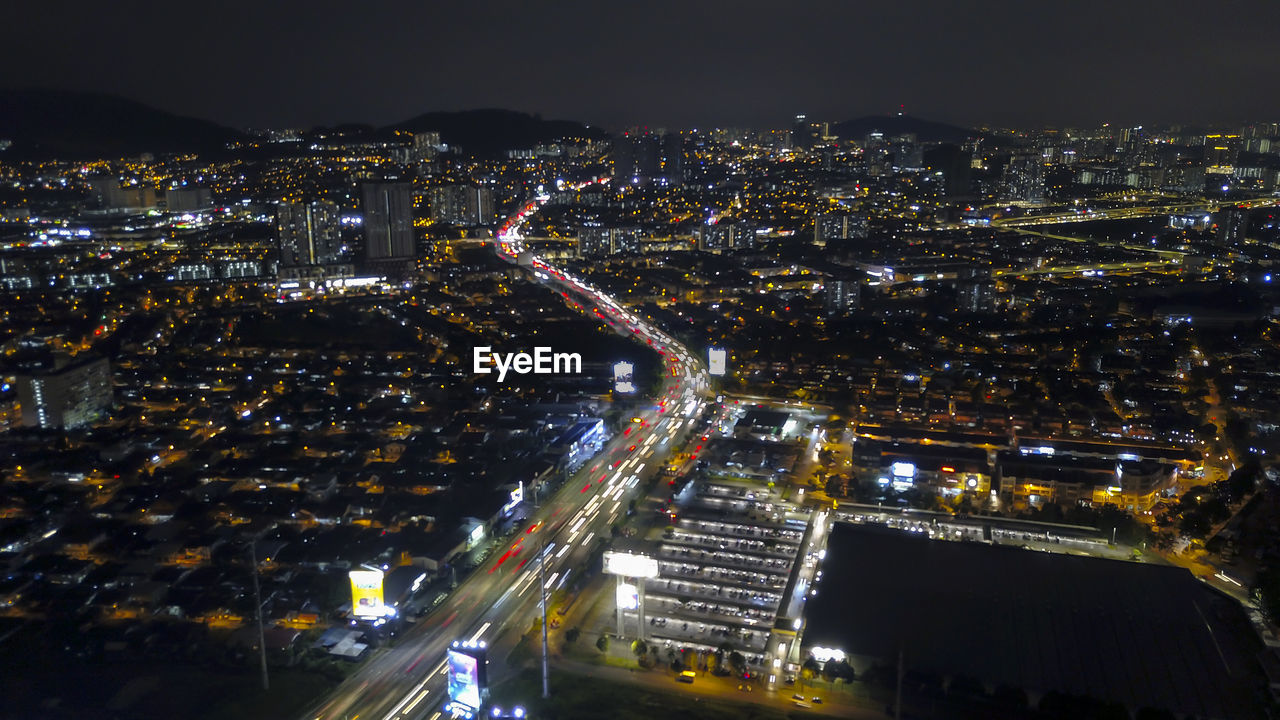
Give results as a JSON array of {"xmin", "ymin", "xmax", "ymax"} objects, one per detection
[
  {"xmin": 728, "ymin": 651, "xmax": 746, "ymax": 677},
  {"xmin": 631, "ymin": 639, "xmax": 648, "ymax": 667},
  {"xmin": 595, "ymin": 633, "xmax": 609, "ymax": 653},
  {"xmin": 990, "ymin": 684, "xmax": 1028, "ymax": 710},
  {"xmin": 799, "ymin": 656, "xmax": 819, "ymax": 689}
]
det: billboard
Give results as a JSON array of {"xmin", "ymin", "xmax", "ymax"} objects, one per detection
[
  {"xmin": 617, "ymin": 582, "xmax": 639, "ymax": 610},
  {"xmin": 603, "ymin": 550, "xmax": 659, "ymax": 578},
  {"xmin": 447, "ymin": 643, "xmax": 487, "ymax": 711},
  {"xmin": 708, "ymin": 348, "xmax": 727, "ymax": 376},
  {"xmin": 348, "ymin": 569, "xmax": 385, "ymax": 617},
  {"xmin": 613, "ymin": 361, "xmax": 636, "ymax": 394}
]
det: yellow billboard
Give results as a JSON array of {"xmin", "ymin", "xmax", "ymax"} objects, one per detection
[{"xmin": 349, "ymin": 569, "xmax": 385, "ymax": 617}]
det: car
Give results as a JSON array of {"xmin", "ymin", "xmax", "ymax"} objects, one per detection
[
  {"xmin": 811, "ymin": 697, "xmax": 823, "ymax": 704},
  {"xmin": 792, "ymin": 694, "xmax": 805, "ymax": 701}
]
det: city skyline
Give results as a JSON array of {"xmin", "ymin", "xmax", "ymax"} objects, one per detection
[{"xmin": 5, "ymin": 7, "xmax": 1280, "ymax": 720}]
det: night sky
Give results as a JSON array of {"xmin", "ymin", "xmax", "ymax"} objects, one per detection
[{"xmin": 5, "ymin": 0, "xmax": 1280, "ymax": 131}]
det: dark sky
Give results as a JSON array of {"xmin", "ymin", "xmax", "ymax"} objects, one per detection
[{"xmin": 5, "ymin": 0, "xmax": 1280, "ymax": 131}]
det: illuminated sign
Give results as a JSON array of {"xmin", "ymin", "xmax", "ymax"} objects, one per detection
[
  {"xmin": 447, "ymin": 647, "xmax": 482, "ymax": 711},
  {"xmin": 940, "ymin": 465, "xmax": 955, "ymax": 473},
  {"xmin": 617, "ymin": 583, "xmax": 639, "ymax": 610},
  {"xmin": 501, "ymin": 483, "xmax": 524, "ymax": 515},
  {"xmin": 708, "ymin": 348, "xmax": 727, "ymax": 376},
  {"xmin": 614, "ymin": 361, "xmax": 636, "ymax": 394},
  {"xmin": 890, "ymin": 462, "xmax": 916, "ymax": 478},
  {"xmin": 810, "ymin": 646, "xmax": 846, "ymax": 663},
  {"xmin": 348, "ymin": 570, "xmax": 385, "ymax": 617},
  {"xmin": 603, "ymin": 551, "xmax": 659, "ymax": 578}
]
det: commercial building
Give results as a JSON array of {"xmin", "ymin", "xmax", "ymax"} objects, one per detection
[
  {"xmin": 800, "ymin": 523, "xmax": 1261, "ymax": 720},
  {"xmin": 551, "ymin": 418, "xmax": 606, "ymax": 470}
]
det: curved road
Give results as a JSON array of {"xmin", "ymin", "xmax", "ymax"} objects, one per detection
[{"xmin": 299, "ymin": 180, "xmax": 710, "ymax": 720}]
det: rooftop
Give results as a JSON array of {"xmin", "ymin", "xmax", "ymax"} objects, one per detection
[{"xmin": 803, "ymin": 523, "xmax": 1263, "ymax": 719}]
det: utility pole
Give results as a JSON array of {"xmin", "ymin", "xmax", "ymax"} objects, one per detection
[
  {"xmin": 539, "ymin": 534, "xmax": 550, "ymax": 699},
  {"xmin": 249, "ymin": 539, "xmax": 270, "ymax": 691}
]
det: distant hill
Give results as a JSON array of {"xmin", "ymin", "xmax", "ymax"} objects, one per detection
[
  {"xmin": 0, "ymin": 88, "xmax": 244, "ymax": 160},
  {"xmin": 830, "ymin": 114, "xmax": 980, "ymax": 143},
  {"xmin": 385, "ymin": 108, "xmax": 606, "ymax": 156}
]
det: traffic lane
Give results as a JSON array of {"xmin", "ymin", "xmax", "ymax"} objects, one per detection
[{"xmin": 309, "ymin": 309, "xmax": 700, "ymax": 716}]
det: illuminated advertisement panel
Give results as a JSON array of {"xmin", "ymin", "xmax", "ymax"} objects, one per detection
[
  {"xmin": 617, "ymin": 582, "xmax": 639, "ymax": 610},
  {"xmin": 614, "ymin": 361, "xmax": 636, "ymax": 394},
  {"xmin": 447, "ymin": 648, "xmax": 482, "ymax": 710},
  {"xmin": 603, "ymin": 551, "xmax": 659, "ymax": 578},
  {"xmin": 348, "ymin": 570, "xmax": 384, "ymax": 617},
  {"xmin": 708, "ymin": 348, "xmax": 727, "ymax": 376}
]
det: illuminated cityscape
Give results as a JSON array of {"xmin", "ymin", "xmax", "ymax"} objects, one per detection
[{"xmin": 3, "ymin": 3, "xmax": 1280, "ymax": 720}]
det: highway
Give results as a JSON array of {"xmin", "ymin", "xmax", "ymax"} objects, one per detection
[
  {"xmin": 299, "ymin": 179, "xmax": 710, "ymax": 720},
  {"xmin": 986, "ymin": 196, "xmax": 1280, "ymax": 228}
]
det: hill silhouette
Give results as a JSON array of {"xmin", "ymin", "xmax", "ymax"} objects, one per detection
[
  {"xmin": 385, "ymin": 108, "xmax": 606, "ymax": 156},
  {"xmin": 830, "ymin": 114, "xmax": 980, "ymax": 143},
  {"xmin": 0, "ymin": 88, "xmax": 244, "ymax": 159}
]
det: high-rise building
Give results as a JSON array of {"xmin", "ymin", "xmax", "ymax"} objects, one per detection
[
  {"xmin": 429, "ymin": 185, "xmax": 496, "ymax": 226},
  {"xmin": 362, "ymin": 183, "xmax": 416, "ymax": 261},
  {"xmin": 413, "ymin": 132, "xmax": 442, "ymax": 161},
  {"xmin": 15, "ymin": 355, "xmax": 113, "ymax": 429},
  {"xmin": 577, "ymin": 224, "xmax": 643, "ymax": 257},
  {"xmin": 1204, "ymin": 134, "xmax": 1242, "ymax": 170},
  {"xmin": 277, "ymin": 200, "xmax": 341, "ymax": 267},
  {"xmin": 1217, "ymin": 208, "xmax": 1249, "ymax": 246},
  {"xmin": 824, "ymin": 279, "xmax": 861, "ymax": 314},
  {"xmin": 814, "ymin": 212, "xmax": 869, "ymax": 245},
  {"xmin": 791, "ymin": 114, "xmax": 823, "ymax": 151},
  {"xmin": 958, "ymin": 281, "xmax": 997, "ymax": 313},
  {"xmin": 922, "ymin": 144, "xmax": 973, "ymax": 197},
  {"xmin": 697, "ymin": 220, "xmax": 756, "ymax": 252},
  {"xmin": 1001, "ymin": 155, "xmax": 1046, "ymax": 203}
]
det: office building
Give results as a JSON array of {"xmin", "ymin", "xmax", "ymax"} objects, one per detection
[
  {"xmin": 362, "ymin": 183, "xmax": 416, "ymax": 261},
  {"xmin": 277, "ymin": 200, "xmax": 341, "ymax": 267},
  {"xmin": 16, "ymin": 355, "xmax": 113, "ymax": 429}
]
